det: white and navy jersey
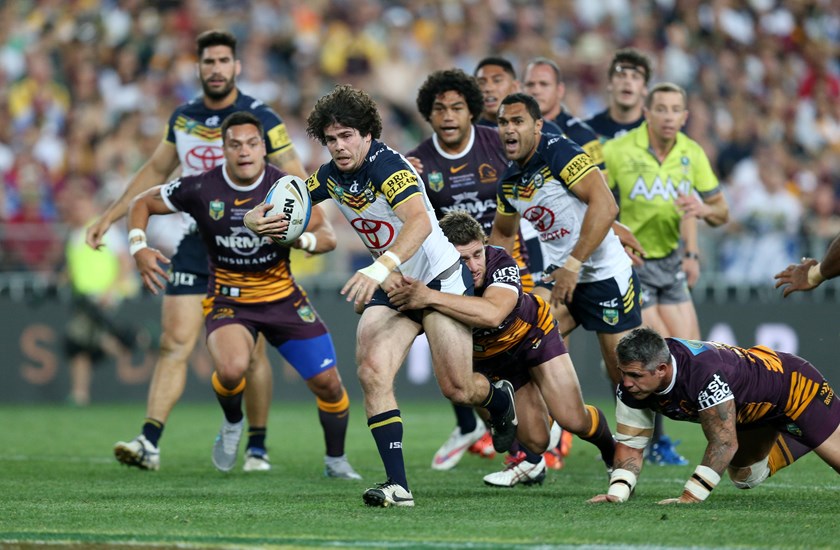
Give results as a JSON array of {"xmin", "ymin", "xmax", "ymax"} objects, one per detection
[
  {"xmin": 584, "ymin": 109, "xmax": 644, "ymax": 142},
  {"xmin": 307, "ymin": 139, "xmax": 459, "ymax": 283},
  {"xmin": 497, "ymin": 133, "xmax": 630, "ymax": 283},
  {"xmin": 165, "ymin": 90, "xmax": 293, "ymax": 176}
]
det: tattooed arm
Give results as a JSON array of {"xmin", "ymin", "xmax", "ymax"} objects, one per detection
[{"xmin": 658, "ymin": 399, "xmax": 738, "ymax": 504}]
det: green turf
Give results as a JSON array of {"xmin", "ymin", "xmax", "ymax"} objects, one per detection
[{"xmin": 1, "ymin": 401, "xmax": 837, "ymax": 549}]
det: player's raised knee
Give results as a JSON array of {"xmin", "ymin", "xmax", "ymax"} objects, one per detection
[{"xmin": 728, "ymin": 458, "xmax": 770, "ymax": 490}]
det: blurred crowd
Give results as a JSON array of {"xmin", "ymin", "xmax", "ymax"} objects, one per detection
[{"xmin": 1, "ymin": 0, "xmax": 838, "ymax": 286}]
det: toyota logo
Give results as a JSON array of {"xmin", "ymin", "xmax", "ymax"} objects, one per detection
[
  {"xmin": 523, "ymin": 206, "xmax": 554, "ymax": 232},
  {"xmin": 186, "ymin": 145, "xmax": 224, "ymax": 171},
  {"xmin": 351, "ymin": 218, "xmax": 395, "ymax": 249}
]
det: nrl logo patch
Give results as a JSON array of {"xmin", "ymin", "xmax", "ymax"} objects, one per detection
[
  {"xmin": 297, "ymin": 304, "xmax": 316, "ymax": 323},
  {"xmin": 209, "ymin": 200, "xmax": 225, "ymax": 221},
  {"xmin": 602, "ymin": 308, "xmax": 619, "ymax": 326},
  {"xmin": 428, "ymin": 171, "xmax": 444, "ymax": 192}
]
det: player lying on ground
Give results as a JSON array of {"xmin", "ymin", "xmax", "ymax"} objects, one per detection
[{"xmin": 589, "ymin": 327, "xmax": 840, "ymax": 505}]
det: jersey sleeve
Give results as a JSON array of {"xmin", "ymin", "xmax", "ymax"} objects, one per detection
[
  {"xmin": 305, "ymin": 166, "xmax": 330, "ymax": 205},
  {"xmin": 601, "ymin": 139, "xmax": 618, "ymax": 191},
  {"xmin": 160, "ymin": 177, "xmax": 192, "ymax": 213},
  {"xmin": 690, "ymin": 141, "xmax": 721, "ymax": 197},
  {"xmin": 495, "ymin": 177, "xmax": 518, "ymax": 215},
  {"xmin": 486, "ymin": 246, "xmax": 522, "ymax": 294},
  {"xmin": 255, "ymin": 105, "xmax": 295, "ymax": 156},
  {"xmin": 544, "ymin": 135, "xmax": 597, "ymax": 190},
  {"xmin": 377, "ymin": 155, "xmax": 422, "ymax": 209},
  {"xmin": 163, "ymin": 109, "xmax": 179, "ymax": 146},
  {"xmin": 565, "ymin": 119, "xmax": 605, "ymax": 169}
]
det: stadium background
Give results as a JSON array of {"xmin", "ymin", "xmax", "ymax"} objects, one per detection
[{"xmin": 1, "ymin": 0, "xmax": 838, "ymax": 403}]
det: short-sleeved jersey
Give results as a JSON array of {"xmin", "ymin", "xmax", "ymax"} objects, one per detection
[
  {"xmin": 618, "ymin": 338, "xmax": 827, "ymax": 427},
  {"xmin": 307, "ymin": 139, "xmax": 458, "ymax": 283},
  {"xmin": 407, "ymin": 126, "xmax": 531, "ymax": 286},
  {"xmin": 552, "ymin": 110, "xmax": 605, "ymax": 168},
  {"xmin": 473, "ymin": 246, "xmax": 554, "ymax": 359},
  {"xmin": 583, "ymin": 109, "xmax": 644, "ymax": 142},
  {"xmin": 603, "ymin": 123, "xmax": 722, "ymax": 259},
  {"xmin": 165, "ymin": 90, "xmax": 293, "ymax": 176},
  {"xmin": 497, "ymin": 133, "xmax": 630, "ymax": 283},
  {"xmin": 161, "ymin": 164, "xmax": 298, "ymax": 305}
]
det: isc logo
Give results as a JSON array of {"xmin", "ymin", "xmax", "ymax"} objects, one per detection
[{"xmin": 389, "ymin": 442, "xmax": 402, "ymax": 449}]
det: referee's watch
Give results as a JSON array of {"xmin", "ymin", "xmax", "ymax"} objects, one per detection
[{"xmin": 684, "ymin": 252, "xmax": 700, "ymax": 260}]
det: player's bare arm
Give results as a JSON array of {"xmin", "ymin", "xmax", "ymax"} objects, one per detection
[
  {"xmin": 588, "ymin": 441, "xmax": 645, "ymax": 504},
  {"xmin": 680, "ymin": 214, "xmax": 700, "ymax": 287},
  {"xmin": 611, "ymin": 220, "xmax": 646, "ymax": 267},
  {"xmin": 86, "ymin": 141, "xmax": 180, "ymax": 250},
  {"xmin": 267, "ymin": 148, "xmax": 307, "ymax": 180},
  {"xmin": 550, "ymin": 169, "xmax": 618, "ymax": 306},
  {"xmin": 675, "ymin": 191, "xmax": 729, "ymax": 227},
  {"xmin": 658, "ymin": 399, "xmax": 736, "ymax": 505},
  {"xmin": 776, "ymin": 233, "xmax": 840, "ymax": 296},
  {"xmin": 487, "ymin": 210, "xmax": 519, "ymax": 254},
  {"xmin": 127, "ymin": 185, "xmax": 175, "ymax": 295},
  {"xmin": 341, "ymin": 194, "xmax": 431, "ymax": 306},
  {"xmin": 389, "ymin": 279, "xmax": 517, "ymax": 327},
  {"xmin": 292, "ymin": 204, "xmax": 336, "ymax": 254}
]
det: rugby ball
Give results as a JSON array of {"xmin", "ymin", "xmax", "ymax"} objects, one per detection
[{"xmin": 263, "ymin": 174, "xmax": 312, "ymax": 245}]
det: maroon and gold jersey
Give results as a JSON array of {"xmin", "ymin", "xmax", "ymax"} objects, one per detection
[
  {"xmin": 408, "ymin": 126, "xmax": 533, "ymax": 290},
  {"xmin": 473, "ymin": 246, "xmax": 555, "ymax": 359},
  {"xmin": 618, "ymin": 338, "xmax": 838, "ymax": 443},
  {"xmin": 161, "ymin": 164, "xmax": 297, "ymax": 305}
]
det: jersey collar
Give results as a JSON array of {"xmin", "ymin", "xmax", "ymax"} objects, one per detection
[
  {"xmin": 222, "ymin": 163, "xmax": 265, "ymax": 192},
  {"xmin": 655, "ymin": 354, "xmax": 678, "ymax": 396}
]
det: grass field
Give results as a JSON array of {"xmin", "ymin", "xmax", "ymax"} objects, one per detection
[{"xmin": 1, "ymin": 400, "xmax": 838, "ymax": 549}]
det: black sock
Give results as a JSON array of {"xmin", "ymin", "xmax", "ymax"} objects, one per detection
[
  {"xmin": 453, "ymin": 404, "xmax": 477, "ymax": 434},
  {"xmin": 579, "ymin": 405, "xmax": 616, "ymax": 469},
  {"xmin": 368, "ymin": 409, "xmax": 408, "ymax": 490},
  {"xmin": 247, "ymin": 427, "xmax": 267, "ymax": 451},
  {"xmin": 142, "ymin": 418, "xmax": 163, "ymax": 447},
  {"xmin": 519, "ymin": 442, "xmax": 542, "ymax": 464},
  {"xmin": 212, "ymin": 373, "xmax": 244, "ymax": 423},
  {"xmin": 652, "ymin": 413, "xmax": 664, "ymax": 440},
  {"xmin": 480, "ymin": 383, "xmax": 510, "ymax": 418},
  {"xmin": 318, "ymin": 390, "xmax": 350, "ymax": 457}
]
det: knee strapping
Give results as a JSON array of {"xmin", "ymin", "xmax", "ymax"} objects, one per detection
[{"xmin": 729, "ymin": 457, "xmax": 770, "ymax": 489}]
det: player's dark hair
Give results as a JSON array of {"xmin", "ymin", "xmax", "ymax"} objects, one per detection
[
  {"xmin": 645, "ymin": 82, "xmax": 687, "ymax": 109},
  {"xmin": 616, "ymin": 327, "xmax": 671, "ymax": 372},
  {"xmin": 220, "ymin": 111, "xmax": 263, "ymax": 143},
  {"xmin": 196, "ymin": 29, "xmax": 237, "ymax": 58},
  {"xmin": 439, "ymin": 211, "xmax": 486, "ymax": 246},
  {"xmin": 609, "ymin": 48, "xmax": 652, "ymax": 84},
  {"xmin": 416, "ymin": 69, "xmax": 484, "ymax": 122},
  {"xmin": 526, "ymin": 57, "xmax": 561, "ymax": 84},
  {"xmin": 500, "ymin": 93, "xmax": 542, "ymax": 122},
  {"xmin": 474, "ymin": 57, "xmax": 516, "ymax": 79},
  {"xmin": 306, "ymin": 85, "xmax": 383, "ymax": 145}
]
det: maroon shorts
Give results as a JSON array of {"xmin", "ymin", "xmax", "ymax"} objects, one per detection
[
  {"xmin": 473, "ymin": 323, "xmax": 568, "ymax": 391},
  {"xmin": 776, "ymin": 353, "xmax": 840, "ymax": 449},
  {"xmin": 203, "ymin": 285, "xmax": 328, "ymax": 347}
]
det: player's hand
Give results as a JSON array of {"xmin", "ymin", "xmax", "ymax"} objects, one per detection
[
  {"xmin": 683, "ymin": 256, "xmax": 700, "ymax": 288},
  {"xmin": 675, "ymin": 194, "xmax": 708, "ymax": 219},
  {"xmin": 133, "ymin": 247, "xmax": 171, "ymax": 295},
  {"xmin": 774, "ymin": 257, "xmax": 819, "ymax": 297},
  {"xmin": 85, "ymin": 215, "xmax": 112, "ymax": 250},
  {"xmin": 406, "ymin": 156, "xmax": 424, "ymax": 175},
  {"xmin": 612, "ymin": 221, "xmax": 646, "ymax": 267},
  {"xmin": 587, "ymin": 494, "xmax": 623, "ymax": 504},
  {"xmin": 244, "ymin": 203, "xmax": 290, "ymax": 238},
  {"xmin": 658, "ymin": 492, "xmax": 701, "ymax": 505},
  {"xmin": 546, "ymin": 266, "xmax": 577, "ymax": 307},
  {"xmin": 341, "ymin": 271, "xmax": 380, "ymax": 307},
  {"xmin": 387, "ymin": 276, "xmax": 429, "ymax": 311}
]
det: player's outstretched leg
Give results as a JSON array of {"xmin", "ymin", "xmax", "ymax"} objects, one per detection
[
  {"xmin": 211, "ymin": 372, "xmax": 245, "ymax": 472},
  {"xmin": 485, "ymin": 380, "xmax": 518, "ymax": 453}
]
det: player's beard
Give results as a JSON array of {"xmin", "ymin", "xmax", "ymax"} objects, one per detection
[{"xmin": 201, "ymin": 75, "xmax": 236, "ymax": 101}]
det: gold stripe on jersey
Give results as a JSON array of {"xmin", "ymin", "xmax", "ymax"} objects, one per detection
[
  {"xmin": 622, "ymin": 274, "xmax": 637, "ymax": 313},
  {"xmin": 582, "ymin": 140, "xmax": 604, "ymax": 166},
  {"xmin": 784, "ymin": 371, "xmax": 819, "ymax": 421},
  {"xmin": 212, "ymin": 261, "xmax": 295, "ymax": 304},
  {"xmin": 172, "ymin": 115, "xmax": 220, "ymax": 142},
  {"xmin": 474, "ymin": 296, "xmax": 554, "ymax": 358},
  {"xmin": 326, "ymin": 177, "xmax": 371, "ymax": 212},
  {"xmin": 737, "ymin": 402, "xmax": 775, "ymax": 424},
  {"xmin": 747, "ymin": 345, "xmax": 784, "ymax": 373},
  {"xmin": 266, "ymin": 124, "xmax": 293, "ymax": 153},
  {"xmin": 561, "ymin": 153, "xmax": 596, "ymax": 188}
]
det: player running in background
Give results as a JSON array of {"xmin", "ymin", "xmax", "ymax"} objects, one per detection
[
  {"xmin": 775, "ymin": 233, "xmax": 840, "ymax": 295},
  {"xmin": 258, "ymin": 84, "xmax": 517, "ymax": 508},
  {"xmin": 87, "ymin": 30, "xmax": 308, "ymax": 472},
  {"xmin": 602, "ymin": 82, "xmax": 729, "ymax": 465},
  {"xmin": 489, "ymin": 95, "xmax": 642, "ymax": 481},
  {"xmin": 389, "ymin": 212, "xmax": 616, "ymax": 487},
  {"xmin": 590, "ymin": 327, "xmax": 840, "ymax": 504},
  {"xmin": 407, "ymin": 68, "xmax": 534, "ymax": 471},
  {"xmin": 127, "ymin": 111, "xmax": 360, "ymax": 479},
  {"xmin": 584, "ymin": 48, "xmax": 652, "ymax": 141}
]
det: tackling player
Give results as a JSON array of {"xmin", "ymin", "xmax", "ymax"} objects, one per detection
[
  {"xmin": 590, "ymin": 327, "xmax": 840, "ymax": 504},
  {"xmin": 126, "ymin": 111, "xmax": 360, "ymax": 479},
  {"xmin": 88, "ymin": 30, "xmax": 309, "ymax": 472},
  {"xmin": 389, "ymin": 212, "xmax": 616, "ymax": 487}
]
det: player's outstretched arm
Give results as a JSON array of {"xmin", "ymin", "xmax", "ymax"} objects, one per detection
[
  {"xmin": 292, "ymin": 204, "xmax": 336, "ymax": 254},
  {"xmin": 86, "ymin": 141, "xmax": 180, "ymax": 250},
  {"xmin": 389, "ymin": 278, "xmax": 517, "ymax": 328},
  {"xmin": 775, "ymin": 233, "xmax": 840, "ymax": 296},
  {"xmin": 588, "ymin": 442, "xmax": 644, "ymax": 503},
  {"xmin": 659, "ymin": 399, "xmax": 736, "ymax": 505},
  {"xmin": 127, "ymin": 185, "xmax": 175, "ymax": 295}
]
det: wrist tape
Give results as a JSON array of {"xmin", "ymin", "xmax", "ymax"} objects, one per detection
[
  {"xmin": 607, "ymin": 468, "xmax": 637, "ymax": 502},
  {"xmin": 683, "ymin": 464, "xmax": 720, "ymax": 501}
]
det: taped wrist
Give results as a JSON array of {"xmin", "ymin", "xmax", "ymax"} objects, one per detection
[
  {"xmin": 563, "ymin": 255, "xmax": 582, "ymax": 273},
  {"xmin": 128, "ymin": 228, "xmax": 148, "ymax": 256},
  {"xmin": 297, "ymin": 232, "xmax": 317, "ymax": 252},
  {"xmin": 683, "ymin": 464, "xmax": 720, "ymax": 501},
  {"xmin": 607, "ymin": 468, "xmax": 637, "ymax": 502},
  {"xmin": 357, "ymin": 259, "xmax": 391, "ymax": 284},
  {"xmin": 807, "ymin": 263, "xmax": 825, "ymax": 286}
]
